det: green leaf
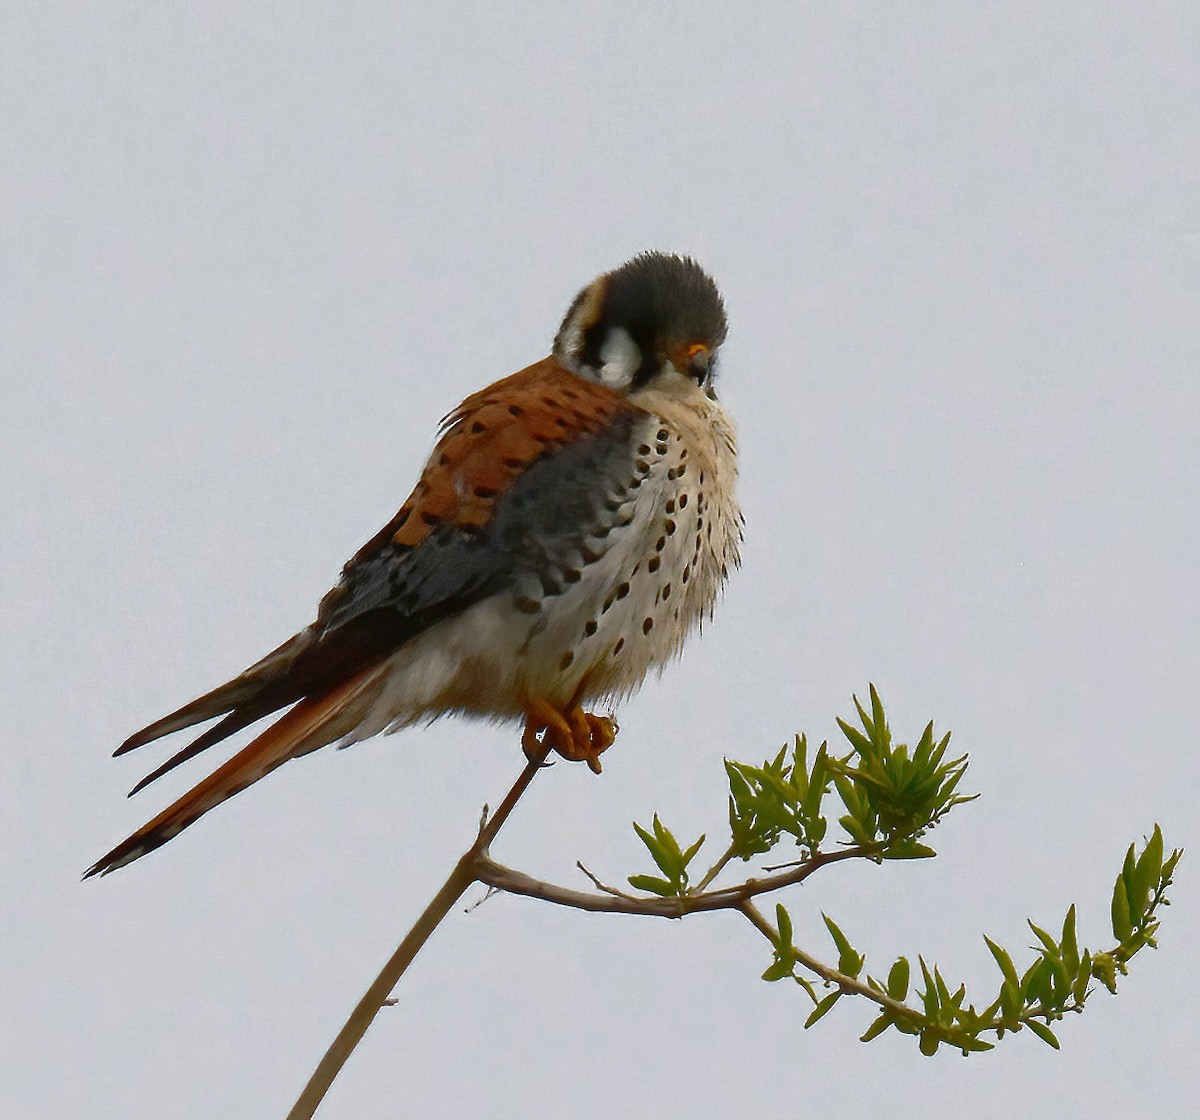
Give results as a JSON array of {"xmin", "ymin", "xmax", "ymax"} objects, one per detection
[
  {"xmin": 1111, "ymin": 869, "xmax": 1134, "ymax": 941},
  {"xmin": 836, "ymin": 717, "xmax": 873, "ymax": 756},
  {"xmin": 1022, "ymin": 957, "xmax": 1052, "ymax": 1006},
  {"xmin": 680, "ymin": 833, "xmax": 707, "ymax": 870},
  {"xmin": 932, "ymin": 966, "xmax": 953, "ymax": 1012},
  {"xmin": 887, "ymin": 957, "xmax": 911, "ymax": 1001},
  {"xmin": 1028, "ymin": 921, "xmax": 1060, "ymax": 958},
  {"xmin": 1060, "ymin": 905, "xmax": 1080, "ymax": 974},
  {"xmin": 918, "ymin": 958, "xmax": 939, "ymax": 1017},
  {"xmin": 804, "ymin": 991, "xmax": 841, "ymax": 1028},
  {"xmin": 823, "ymin": 914, "xmax": 863, "ymax": 977},
  {"xmin": 1130, "ymin": 825, "xmax": 1164, "ymax": 921},
  {"xmin": 1025, "ymin": 1020, "xmax": 1061, "ymax": 1049},
  {"xmin": 984, "ymin": 936, "xmax": 1020, "ymax": 989},
  {"xmin": 626, "ymin": 874, "xmax": 675, "ymax": 896},
  {"xmin": 653, "ymin": 814, "xmax": 685, "ymax": 869},
  {"xmin": 776, "ymin": 903, "xmax": 793, "ymax": 947},
  {"xmin": 761, "ymin": 959, "xmax": 794, "ymax": 983},
  {"xmin": 1072, "ymin": 951, "xmax": 1092, "ymax": 1004},
  {"xmin": 883, "ymin": 842, "xmax": 937, "ymax": 860},
  {"xmin": 999, "ymin": 980, "xmax": 1021, "ymax": 1023},
  {"xmin": 860, "ymin": 1012, "xmax": 895, "ymax": 1043},
  {"xmin": 632, "ymin": 819, "xmax": 674, "ymax": 879},
  {"xmin": 869, "ymin": 683, "xmax": 888, "ymax": 740},
  {"xmin": 918, "ymin": 1028, "xmax": 940, "ymax": 1056}
]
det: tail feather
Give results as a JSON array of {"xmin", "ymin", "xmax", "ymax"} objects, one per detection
[
  {"xmin": 85, "ymin": 665, "xmax": 385, "ymax": 878},
  {"xmin": 125, "ymin": 706, "xmax": 276, "ymax": 797},
  {"xmin": 113, "ymin": 631, "xmax": 315, "ymax": 757}
]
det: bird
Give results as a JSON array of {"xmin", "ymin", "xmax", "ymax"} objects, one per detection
[{"xmin": 86, "ymin": 251, "xmax": 741, "ymax": 878}]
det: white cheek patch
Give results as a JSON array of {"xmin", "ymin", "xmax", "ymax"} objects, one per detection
[{"xmin": 597, "ymin": 327, "xmax": 642, "ymax": 389}]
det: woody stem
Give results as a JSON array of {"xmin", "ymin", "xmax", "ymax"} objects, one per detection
[{"xmin": 286, "ymin": 747, "xmax": 550, "ymax": 1120}]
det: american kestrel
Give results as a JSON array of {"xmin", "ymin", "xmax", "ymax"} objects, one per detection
[{"xmin": 87, "ymin": 251, "xmax": 741, "ymax": 878}]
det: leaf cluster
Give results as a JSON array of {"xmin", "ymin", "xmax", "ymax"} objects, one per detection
[
  {"xmin": 627, "ymin": 815, "xmax": 706, "ymax": 899},
  {"xmin": 622, "ymin": 686, "xmax": 1180, "ymax": 1055},
  {"xmin": 764, "ymin": 825, "xmax": 1180, "ymax": 1054}
]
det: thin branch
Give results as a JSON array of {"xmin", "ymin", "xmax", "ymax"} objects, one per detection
[
  {"xmin": 576, "ymin": 860, "xmax": 639, "ymax": 900},
  {"xmin": 475, "ymin": 845, "xmax": 873, "ymax": 917},
  {"xmin": 693, "ymin": 842, "xmax": 739, "ymax": 892},
  {"xmin": 286, "ymin": 746, "xmax": 549, "ymax": 1120},
  {"xmin": 737, "ymin": 899, "xmax": 922, "ymax": 1025}
]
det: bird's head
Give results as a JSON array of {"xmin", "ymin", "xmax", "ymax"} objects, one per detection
[{"xmin": 553, "ymin": 252, "xmax": 727, "ymax": 394}]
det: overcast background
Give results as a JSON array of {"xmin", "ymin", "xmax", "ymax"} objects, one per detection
[{"xmin": 4, "ymin": 4, "xmax": 1198, "ymax": 1118}]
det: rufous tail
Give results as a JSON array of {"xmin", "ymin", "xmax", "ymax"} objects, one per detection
[{"xmin": 85, "ymin": 666, "xmax": 383, "ymax": 877}]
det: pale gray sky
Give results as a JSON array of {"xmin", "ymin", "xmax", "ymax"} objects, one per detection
[{"xmin": 4, "ymin": 4, "xmax": 1198, "ymax": 1118}]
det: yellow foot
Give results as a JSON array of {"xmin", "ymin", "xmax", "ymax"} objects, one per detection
[{"xmin": 522, "ymin": 699, "xmax": 617, "ymax": 774}]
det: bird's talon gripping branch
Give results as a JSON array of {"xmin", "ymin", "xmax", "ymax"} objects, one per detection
[
  {"xmin": 582, "ymin": 712, "xmax": 617, "ymax": 774},
  {"xmin": 522, "ymin": 701, "xmax": 616, "ymax": 774}
]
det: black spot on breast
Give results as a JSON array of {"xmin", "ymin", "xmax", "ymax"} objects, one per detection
[
  {"xmin": 637, "ymin": 443, "xmax": 651, "ymax": 455},
  {"xmin": 662, "ymin": 583, "xmax": 672, "ymax": 599},
  {"xmin": 642, "ymin": 617, "xmax": 654, "ymax": 634},
  {"xmin": 508, "ymin": 404, "xmax": 524, "ymax": 417},
  {"xmin": 664, "ymin": 519, "xmax": 676, "ymax": 536},
  {"xmin": 562, "ymin": 568, "xmax": 582, "ymax": 583},
  {"xmin": 656, "ymin": 428, "xmax": 669, "ymax": 442},
  {"xmin": 655, "ymin": 537, "xmax": 666, "ymax": 552},
  {"xmin": 560, "ymin": 650, "xmax": 575, "ymax": 670},
  {"xmin": 648, "ymin": 556, "xmax": 661, "ymax": 573},
  {"xmin": 678, "ymin": 494, "xmax": 688, "ymax": 508},
  {"xmin": 613, "ymin": 638, "xmax": 625, "ymax": 656},
  {"xmin": 584, "ymin": 619, "xmax": 598, "ymax": 636},
  {"xmin": 474, "ymin": 485, "xmax": 498, "ymax": 499},
  {"xmin": 616, "ymin": 581, "xmax": 630, "ymax": 599},
  {"xmin": 665, "ymin": 499, "xmax": 675, "ymax": 514},
  {"xmin": 682, "ymin": 564, "xmax": 691, "ymax": 583},
  {"xmin": 514, "ymin": 595, "xmax": 541, "ymax": 614},
  {"xmin": 541, "ymin": 574, "xmax": 563, "ymax": 596},
  {"xmin": 470, "ymin": 420, "xmax": 487, "ymax": 433}
]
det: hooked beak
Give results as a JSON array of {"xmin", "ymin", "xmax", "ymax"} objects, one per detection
[{"xmin": 683, "ymin": 343, "xmax": 712, "ymax": 385}]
